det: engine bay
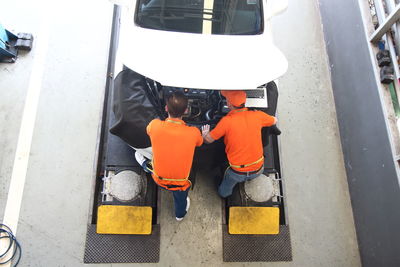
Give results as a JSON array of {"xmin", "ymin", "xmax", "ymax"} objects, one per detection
[{"xmin": 161, "ymin": 86, "xmax": 229, "ymax": 126}]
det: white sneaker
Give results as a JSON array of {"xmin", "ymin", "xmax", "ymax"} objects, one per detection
[
  {"xmin": 134, "ymin": 151, "xmax": 147, "ymax": 166},
  {"xmin": 175, "ymin": 197, "xmax": 190, "ymax": 221}
]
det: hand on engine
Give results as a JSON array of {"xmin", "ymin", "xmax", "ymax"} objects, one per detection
[{"xmin": 201, "ymin": 124, "xmax": 210, "ymax": 137}]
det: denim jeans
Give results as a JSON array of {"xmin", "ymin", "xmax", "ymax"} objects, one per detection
[
  {"xmin": 139, "ymin": 157, "xmax": 190, "ymax": 218},
  {"xmin": 172, "ymin": 188, "xmax": 189, "ymax": 218},
  {"xmin": 218, "ymin": 167, "xmax": 264, "ymax": 198}
]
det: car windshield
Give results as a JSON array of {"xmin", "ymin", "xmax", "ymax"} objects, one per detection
[{"xmin": 135, "ymin": 0, "xmax": 263, "ymax": 35}]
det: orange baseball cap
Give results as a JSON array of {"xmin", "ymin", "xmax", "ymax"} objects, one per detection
[{"xmin": 221, "ymin": 90, "xmax": 246, "ymax": 107}]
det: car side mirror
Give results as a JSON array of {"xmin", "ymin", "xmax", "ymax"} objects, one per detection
[{"xmin": 265, "ymin": 0, "xmax": 288, "ymax": 20}]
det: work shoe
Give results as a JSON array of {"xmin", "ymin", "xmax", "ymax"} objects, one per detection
[
  {"xmin": 134, "ymin": 151, "xmax": 152, "ymax": 173},
  {"xmin": 142, "ymin": 160, "xmax": 152, "ymax": 173},
  {"xmin": 176, "ymin": 197, "xmax": 190, "ymax": 221}
]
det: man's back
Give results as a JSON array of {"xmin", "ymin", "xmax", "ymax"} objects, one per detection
[
  {"xmin": 210, "ymin": 108, "xmax": 275, "ymax": 172},
  {"xmin": 147, "ymin": 118, "xmax": 202, "ymax": 180}
]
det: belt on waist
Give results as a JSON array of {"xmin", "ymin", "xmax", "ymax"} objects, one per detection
[
  {"xmin": 229, "ymin": 156, "xmax": 264, "ymax": 169},
  {"xmin": 151, "ymin": 159, "xmax": 190, "ymax": 183},
  {"xmin": 155, "ymin": 175, "xmax": 191, "ymax": 189},
  {"xmin": 163, "ymin": 183, "xmax": 186, "ymax": 189},
  {"xmin": 230, "ymin": 165, "xmax": 263, "ymax": 175}
]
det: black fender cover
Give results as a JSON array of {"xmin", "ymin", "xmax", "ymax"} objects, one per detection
[
  {"xmin": 261, "ymin": 81, "xmax": 280, "ymax": 146},
  {"xmin": 109, "ymin": 69, "xmax": 160, "ymax": 149}
]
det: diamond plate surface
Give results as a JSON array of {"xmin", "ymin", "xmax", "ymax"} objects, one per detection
[
  {"xmin": 84, "ymin": 224, "xmax": 160, "ymax": 263},
  {"xmin": 223, "ymin": 225, "xmax": 292, "ymax": 262}
]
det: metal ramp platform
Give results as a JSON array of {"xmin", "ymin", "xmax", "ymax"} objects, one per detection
[
  {"xmin": 222, "ymin": 132, "xmax": 292, "ymax": 262},
  {"xmin": 223, "ymin": 225, "xmax": 292, "ymax": 262},
  {"xmin": 84, "ymin": 6, "xmax": 160, "ymax": 263},
  {"xmin": 84, "ymin": 224, "xmax": 160, "ymax": 263}
]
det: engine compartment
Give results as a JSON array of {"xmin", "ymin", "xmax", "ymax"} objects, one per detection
[
  {"xmin": 161, "ymin": 86, "xmax": 229, "ymax": 126},
  {"xmin": 111, "ymin": 68, "xmax": 278, "ymax": 150}
]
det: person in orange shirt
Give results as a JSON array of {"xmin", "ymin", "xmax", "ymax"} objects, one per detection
[
  {"xmin": 202, "ymin": 90, "xmax": 277, "ymax": 198},
  {"xmin": 135, "ymin": 91, "xmax": 203, "ymax": 221}
]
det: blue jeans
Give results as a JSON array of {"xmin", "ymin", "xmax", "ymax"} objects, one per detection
[
  {"xmin": 172, "ymin": 188, "xmax": 189, "ymax": 218},
  {"xmin": 139, "ymin": 160, "xmax": 189, "ymax": 218},
  {"xmin": 218, "ymin": 167, "xmax": 264, "ymax": 198}
]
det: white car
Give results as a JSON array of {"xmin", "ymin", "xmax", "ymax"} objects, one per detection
[
  {"xmin": 109, "ymin": 0, "xmax": 288, "ymax": 160},
  {"xmin": 113, "ymin": 0, "xmax": 288, "ymax": 90}
]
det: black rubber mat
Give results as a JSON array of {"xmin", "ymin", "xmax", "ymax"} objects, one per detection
[
  {"xmin": 223, "ymin": 225, "xmax": 292, "ymax": 262},
  {"xmin": 84, "ymin": 224, "xmax": 160, "ymax": 263}
]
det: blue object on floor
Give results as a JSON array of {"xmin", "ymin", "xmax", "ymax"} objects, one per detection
[
  {"xmin": 0, "ymin": 23, "xmax": 18, "ymax": 62},
  {"xmin": 378, "ymin": 40, "xmax": 385, "ymax": 50},
  {"xmin": 0, "ymin": 24, "xmax": 9, "ymax": 49}
]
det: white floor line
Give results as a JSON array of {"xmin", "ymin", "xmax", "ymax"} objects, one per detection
[{"xmin": 0, "ymin": 11, "xmax": 50, "ymax": 266}]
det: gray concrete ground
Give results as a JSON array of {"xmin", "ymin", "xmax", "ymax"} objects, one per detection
[
  {"xmin": 0, "ymin": 0, "xmax": 39, "ymax": 223},
  {"xmin": 0, "ymin": 0, "xmax": 361, "ymax": 266},
  {"xmin": 271, "ymin": 1, "xmax": 361, "ymax": 265}
]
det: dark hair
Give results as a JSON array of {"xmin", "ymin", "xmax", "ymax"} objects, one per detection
[{"xmin": 166, "ymin": 91, "xmax": 188, "ymax": 118}]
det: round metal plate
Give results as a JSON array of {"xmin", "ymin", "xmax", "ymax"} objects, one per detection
[
  {"xmin": 244, "ymin": 173, "xmax": 274, "ymax": 202},
  {"xmin": 110, "ymin": 170, "xmax": 142, "ymax": 202}
]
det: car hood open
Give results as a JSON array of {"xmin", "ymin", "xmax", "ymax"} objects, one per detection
[{"xmin": 118, "ymin": 20, "xmax": 288, "ymax": 90}]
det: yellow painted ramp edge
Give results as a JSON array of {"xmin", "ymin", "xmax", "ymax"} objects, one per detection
[
  {"xmin": 229, "ymin": 207, "xmax": 280, "ymax": 235},
  {"xmin": 97, "ymin": 205, "xmax": 152, "ymax": 235}
]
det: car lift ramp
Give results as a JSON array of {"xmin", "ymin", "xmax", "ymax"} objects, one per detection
[
  {"xmin": 222, "ymin": 130, "xmax": 292, "ymax": 262},
  {"xmin": 84, "ymin": 5, "xmax": 291, "ymax": 264},
  {"xmin": 83, "ymin": 6, "xmax": 160, "ymax": 263}
]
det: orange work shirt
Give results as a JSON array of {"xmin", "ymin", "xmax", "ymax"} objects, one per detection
[
  {"xmin": 147, "ymin": 118, "xmax": 203, "ymax": 190},
  {"xmin": 209, "ymin": 108, "xmax": 276, "ymax": 172}
]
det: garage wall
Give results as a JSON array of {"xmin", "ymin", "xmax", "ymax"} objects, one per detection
[{"xmin": 318, "ymin": 0, "xmax": 400, "ymax": 266}]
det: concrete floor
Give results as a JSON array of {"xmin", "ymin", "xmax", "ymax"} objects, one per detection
[{"xmin": 0, "ymin": 0, "xmax": 361, "ymax": 266}]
